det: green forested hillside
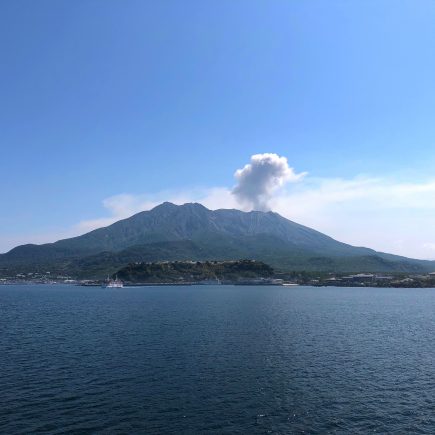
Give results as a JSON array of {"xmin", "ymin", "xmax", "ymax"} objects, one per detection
[
  {"xmin": 1, "ymin": 202, "xmax": 434, "ymax": 279},
  {"xmin": 116, "ymin": 260, "xmax": 274, "ymax": 283}
]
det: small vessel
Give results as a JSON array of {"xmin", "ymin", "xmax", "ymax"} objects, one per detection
[{"xmin": 102, "ymin": 275, "xmax": 124, "ymax": 288}]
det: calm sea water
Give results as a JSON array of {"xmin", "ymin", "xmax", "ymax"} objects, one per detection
[{"xmin": 1, "ymin": 285, "xmax": 435, "ymax": 434}]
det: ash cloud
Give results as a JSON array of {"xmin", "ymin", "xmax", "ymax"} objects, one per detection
[{"xmin": 232, "ymin": 153, "xmax": 306, "ymax": 211}]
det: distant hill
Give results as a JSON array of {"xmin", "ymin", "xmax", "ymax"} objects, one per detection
[
  {"xmin": 116, "ymin": 260, "xmax": 274, "ymax": 284},
  {"xmin": 1, "ymin": 202, "xmax": 434, "ymax": 278}
]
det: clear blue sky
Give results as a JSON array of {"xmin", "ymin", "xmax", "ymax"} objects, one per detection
[{"xmin": 2, "ymin": 0, "xmax": 435, "ymax": 253}]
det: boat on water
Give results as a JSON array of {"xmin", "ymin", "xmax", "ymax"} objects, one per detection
[{"xmin": 102, "ymin": 275, "xmax": 124, "ymax": 288}]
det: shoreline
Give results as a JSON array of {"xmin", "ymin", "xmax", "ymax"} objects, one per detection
[{"xmin": 1, "ymin": 281, "xmax": 435, "ymax": 289}]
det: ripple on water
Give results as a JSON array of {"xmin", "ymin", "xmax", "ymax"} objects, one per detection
[{"xmin": 1, "ymin": 285, "xmax": 435, "ymax": 434}]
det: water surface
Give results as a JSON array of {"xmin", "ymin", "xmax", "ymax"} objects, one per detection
[{"xmin": 1, "ymin": 285, "xmax": 434, "ymax": 433}]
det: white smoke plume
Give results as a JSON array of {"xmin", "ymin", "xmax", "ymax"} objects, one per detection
[{"xmin": 232, "ymin": 153, "xmax": 306, "ymax": 211}]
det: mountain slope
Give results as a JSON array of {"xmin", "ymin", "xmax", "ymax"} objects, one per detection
[
  {"xmin": 1, "ymin": 202, "xmax": 434, "ymax": 277},
  {"xmin": 1, "ymin": 202, "xmax": 374, "ymax": 260}
]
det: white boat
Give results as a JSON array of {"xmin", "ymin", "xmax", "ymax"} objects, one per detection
[{"xmin": 102, "ymin": 275, "xmax": 124, "ymax": 288}]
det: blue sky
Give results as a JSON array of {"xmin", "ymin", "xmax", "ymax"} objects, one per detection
[{"xmin": 2, "ymin": 0, "xmax": 435, "ymax": 257}]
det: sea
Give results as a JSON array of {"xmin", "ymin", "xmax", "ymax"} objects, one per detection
[{"xmin": 1, "ymin": 284, "xmax": 434, "ymax": 434}]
